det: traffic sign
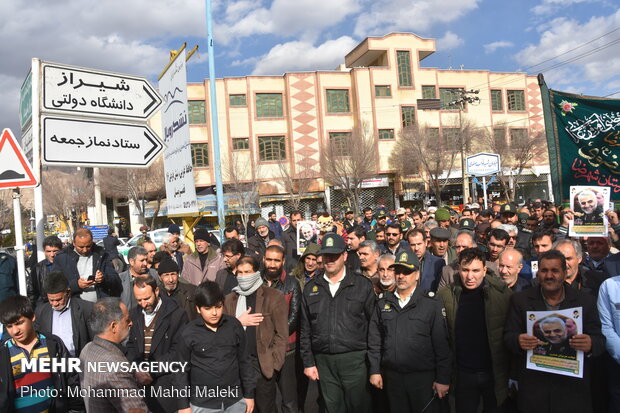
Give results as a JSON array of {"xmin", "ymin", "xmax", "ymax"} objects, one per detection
[
  {"xmin": 466, "ymin": 152, "xmax": 501, "ymax": 176},
  {"xmin": 85, "ymin": 225, "xmax": 109, "ymax": 240},
  {"xmin": 42, "ymin": 116, "xmax": 164, "ymax": 167},
  {"xmin": 0, "ymin": 129, "xmax": 37, "ymax": 189},
  {"xmin": 42, "ymin": 62, "xmax": 162, "ymax": 121}
]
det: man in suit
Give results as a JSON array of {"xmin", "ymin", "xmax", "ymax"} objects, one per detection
[
  {"xmin": 406, "ymin": 228, "xmax": 446, "ymax": 292},
  {"xmin": 224, "ymin": 255, "xmax": 288, "ymax": 413},
  {"xmin": 125, "ymin": 274, "xmax": 188, "ymax": 413},
  {"xmin": 119, "ymin": 246, "xmax": 150, "ymax": 310},
  {"xmin": 35, "ymin": 270, "xmax": 92, "ymax": 357},
  {"xmin": 80, "ymin": 297, "xmax": 147, "ymax": 413},
  {"xmin": 157, "ymin": 258, "xmax": 197, "ymax": 321}
]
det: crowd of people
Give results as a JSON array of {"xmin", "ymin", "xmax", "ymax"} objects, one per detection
[{"xmin": 1, "ymin": 198, "xmax": 620, "ymax": 413}]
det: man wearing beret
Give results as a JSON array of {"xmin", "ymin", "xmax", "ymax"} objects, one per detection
[
  {"xmin": 300, "ymin": 233, "xmax": 376, "ymax": 413},
  {"xmin": 181, "ymin": 228, "xmax": 226, "ymax": 286},
  {"xmin": 368, "ymin": 250, "xmax": 451, "ymax": 413}
]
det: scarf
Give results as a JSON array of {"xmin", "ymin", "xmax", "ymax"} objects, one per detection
[{"xmin": 233, "ymin": 271, "xmax": 264, "ymax": 325}]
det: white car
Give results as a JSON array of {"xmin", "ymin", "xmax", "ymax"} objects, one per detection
[{"xmin": 118, "ymin": 228, "xmax": 183, "ymax": 258}]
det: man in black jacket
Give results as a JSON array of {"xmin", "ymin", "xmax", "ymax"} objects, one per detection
[
  {"xmin": 125, "ymin": 274, "xmax": 189, "ymax": 413},
  {"xmin": 263, "ymin": 245, "xmax": 301, "ymax": 413},
  {"xmin": 53, "ymin": 228, "xmax": 121, "ymax": 302},
  {"xmin": 35, "ymin": 270, "xmax": 92, "ymax": 357},
  {"xmin": 29, "ymin": 235, "xmax": 63, "ymax": 306},
  {"xmin": 368, "ymin": 250, "xmax": 451, "ymax": 412},
  {"xmin": 0, "ymin": 295, "xmax": 82, "ymax": 412},
  {"xmin": 158, "ymin": 258, "xmax": 197, "ymax": 321},
  {"xmin": 300, "ymin": 233, "xmax": 375, "ymax": 413},
  {"xmin": 281, "ymin": 210, "xmax": 303, "ymax": 273}
]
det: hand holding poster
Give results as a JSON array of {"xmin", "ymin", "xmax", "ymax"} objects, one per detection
[
  {"xmin": 526, "ymin": 307, "xmax": 584, "ymax": 378},
  {"xmin": 569, "ymin": 185, "xmax": 609, "ymax": 237}
]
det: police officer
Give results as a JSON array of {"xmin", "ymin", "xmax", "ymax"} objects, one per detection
[
  {"xmin": 300, "ymin": 233, "xmax": 375, "ymax": 413},
  {"xmin": 368, "ymin": 250, "xmax": 451, "ymax": 413}
]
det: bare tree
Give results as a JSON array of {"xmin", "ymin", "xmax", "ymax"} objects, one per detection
[
  {"xmin": 320, "ymin": 124, "xmax": 378, "ymax": 215},
  {"xmin": 277, "ymin": 156, "xmax": 316, "ymax": 210},
  {"xmin": 100, "ymin": 159, "xmax": 166, "ymax": 228},
  {"xmin": 483, "ymin": 125, "xmax": 547, "ymax": 202},
  {"xmin": 43, "ymin": 168, "xmax": 94, "ymax": 238},
  {"xmin": 224, "ymin": 153, "xmax": 260, "ymax": 232}
]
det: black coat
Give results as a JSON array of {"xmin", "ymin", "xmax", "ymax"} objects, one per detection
[
  {"xmin": 35, "ymin": 297, "xmax": 93, "ymax": 356},
  {"xmin": 281, "ymin": 226, "xmax": 299, "ymax": 274},
  {"xmin": 30, "ymin": 259, "xmax": 53, "ymax": 305},
  {"xmin": 125, "ymin": 296, "xmax": 189, "ymax": 413},
  {"xmin": 503, "ymin": 284, "xmax": 606, "ymax": 413},
  {"xmin": 53, "ymin": 244, "xmax": 122, "ymax": 298}
]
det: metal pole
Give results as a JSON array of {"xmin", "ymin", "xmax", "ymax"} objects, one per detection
[
  {"xmin": 31, "ymin": 58, "xmax": 45, "ymax": 259},
  {"xmin": 483, "ymin": 176, "xmax": 488, "ymax": 210},
  {"xmin": 93, "ymin": 167, "xmax": 103, "ymax": 225},
  {"xmin": 205, "ymin": 0, "xmax": 226, "ymax": 241},
  {"xmin": 13, "ymin": 189, "xmax": 26, "ymax": 296}
]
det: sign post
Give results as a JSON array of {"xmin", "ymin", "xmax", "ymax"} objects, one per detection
[{"xmin": 467, "ymin": 152, "xmax": 501, "ymax": 210}]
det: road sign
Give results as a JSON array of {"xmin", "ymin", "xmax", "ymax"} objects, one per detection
[
  {"xmin": 0, "ymin": 129, "xmax": 37, "ymax": 189},
  {"xmin": 42, "ymin": 116, "xmax": 164, "ymax": 167},
  {"xmin": 85, "ymin": 225, "xmax": 109, "ymax": 240},
  {"xmin": 466, "ymin": 152, "xmax": 501, "ymax": 176},
  {"xmin": 42, "ymin": 62, "xmax": 162, "ymax": 121}
]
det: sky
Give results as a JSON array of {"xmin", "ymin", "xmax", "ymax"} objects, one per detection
[{"xmin": 1, "ymin": 0, "xmax": 620, "ymax": 139}]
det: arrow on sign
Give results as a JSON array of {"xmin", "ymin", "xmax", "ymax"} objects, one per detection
[
  {"xmin": 42, "ymin": 116, "xmax": 164, "ymax": 168},
  {"xmin": 42, "ymin": 63, "xmax": 162, "ymax": 121},
  {"xmin": 0, "ymin": 129, "xmax": 37, "ymax": 189}
]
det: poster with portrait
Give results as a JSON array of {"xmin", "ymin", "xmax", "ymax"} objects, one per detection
[
  {"xmin": 297, "ymin": 221, "xmax": 319, "ymax": 255},
  {"xmin": 569, "ymin": 185, "xmax": 609, "ymax": 237},
  {"xmin": 526, "ymin": 307, "xmax": 584, "ymax": 378}
]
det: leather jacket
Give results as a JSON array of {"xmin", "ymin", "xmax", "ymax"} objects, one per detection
[{"xmin": 266, "ymin": 270, "xmax": 301, "ymax": 351}]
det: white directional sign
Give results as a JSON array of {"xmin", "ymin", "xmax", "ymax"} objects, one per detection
[
  {"xmin": 42, "ymin": 116, "xmax": 164, "ymax": 167},
  {"xmin": 466, "ymin": 152, "xmax": 501, "ymax": 176},
  {"xmin": 42, "ymin": 62, "xmax": 162, "ymax": 120}
]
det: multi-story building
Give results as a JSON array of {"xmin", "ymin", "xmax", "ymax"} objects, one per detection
[{"xmin": 159, "ymin": 32, "xmax": 550, "ymax": 219}]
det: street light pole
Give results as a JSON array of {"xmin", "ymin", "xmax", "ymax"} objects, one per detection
[{"xmin": 450, "ymin": 89, "xmax": 479, "ymax": 206}]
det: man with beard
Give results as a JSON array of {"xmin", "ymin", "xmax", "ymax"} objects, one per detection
[
  {"xmin": 282, "ymin": 210, "xmax": 303, "ymax": 273},
  {"xmin": 376, "ymin": 254, "xmax": 396, "ymax": 296},
  {"xmin": 346, "ymin": 227, "xmax": 366, "ymax": 273},
  {"xmin": 292, "ymin": 243, "xmax": 321, "ymax": 289},
  {"xmin": 381, "ymin": 223, "xmax": 409, "ymax": 256},
  {"xmin": 157, "ymin": 258, "xmax": 197, "ymax": 320},
  {"xmin": 262, "ymin": 245, "xmax": 302, "ymax": 413},
  {"xmin": 248, "ymin": 218, "xmax": 276, "ymax": 260},
  {"xmin": 125, "ymin": 275, "xmax": 188, "ymax": 413},
  {"xmin": 486, "ymin": 228, "xmax": 510, "ymax": 275},
  {"xmin": 553, "ymin": 239, "xmax": 608, "ymax": 297},
  {"xmin": 359, "ymin": 240, "xmax": 381, "ymax": 282},
  {"xmin": 224, "ymin": 256, "xmax": 288, "ymax": 413},
  {"xmin": 119, "ymin": 246, "xmax": 149, "ymax": 310},
  {"xmin": 215, "ymin": 239, "xmax": 244, "ymax": 295},
  {"xmin": 142, "ymin": 240, "xmax": 158, "ymax": 278}
]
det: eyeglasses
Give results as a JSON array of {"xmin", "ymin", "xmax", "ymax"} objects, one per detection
[{"xmin": 386, "ymin": 233, "xmax": 400, "ymax": 237}]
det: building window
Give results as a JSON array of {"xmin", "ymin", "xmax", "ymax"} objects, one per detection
[
  {"xmin": 443, "ymin": 128, "xmax": 460, "ymax": 151},
  {"xmin": 232, "ymin": 138, "xmax": 249, "ymax": 151},
  {"xmin": 401, "ymin": 106, "xmax": 416, "ymax": 127},
  {"xmin": 378, "ymin": 129, "xmax": 395, "ymax": 140},
  {"xmin": 229, "ymin": 94, "xmax": 247, "ymax": 107},
  {"xmin": 493, "ymin": 128, "xmax": 506, "ymax": 147},
  {"xmin": 258, "ymin": 136, "xmax": 286, "ymax": 161},
  {"xmin": 491, "ymin": 90, "xmax": 503, "ymax": 111},
  {"xmin": 397, "ymin": 51, "xmax": 412, "ymax": 87},
  {"xmin": 326, "ymin": 89, "xmax": 350, "ymax": 113},
  {"xmin": 375, "ymin": 85, "xmax": 392, "ymax": 97},
  {"xmin": 439, "ymin": 88, "xmax": 462, "ymax": 110},
  {"xmin": 329, "ymin": 132, "xmax": 351, "ymax": 156},
  {"xmin": 188, "ymin": 101, "xmax": 206, "ymax": 124},
  {"xmin": 507, "ymin": 90, "xmax": 525, "ymax": 111},
  {"xmin": 256, "ymin": 93, "xmax": 283, "ymax": 118},
  {"xmin": 191, "ymin": 143, "xmax": 209, "ymax": 167},
  {"xmin": 422, "ymin": 86, "xmax": 437, "ymax": 99},
  {"xmin": 510, "ymin": 128, "xmax": 528, "ymax": 145}
]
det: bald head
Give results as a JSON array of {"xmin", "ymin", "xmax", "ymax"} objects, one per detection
[{"xmin": 498, "ymin": 249, "xmax": 523, "ymax": 288}]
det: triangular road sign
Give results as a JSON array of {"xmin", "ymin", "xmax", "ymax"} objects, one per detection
[{"xmin": 0, "ymin": 129, "xmax": 37, "ymax": 189}]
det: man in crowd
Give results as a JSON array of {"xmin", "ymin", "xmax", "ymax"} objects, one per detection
[
  {"xmin": 262, "ymin": 245, "xmax": 302, "ymax": 413},
  {"xmin": 430, "ymin": 227, "xmax": 457, "ymax": 265},
  {"xmin": 358, "ymin": 240, "xmax": 381, "ymax": 285},
  {"xmin": 376, "ymin": 254, "xmax": 396, "ymax": 296},
  {"xmin": 434, "ymin": 208, "xmax": 458, "ymax": 242},
  {"xmin": 30, "ymin": 235, "xmax": 63, "ymax": 305},
  {"xmin": 528, "ymin": 230, "xmax": 555, "ymax": 279},
  {"xmin": 583, "ymin": 237, "xmax": 611, "ymax": 273},
  {"xmin": 119, "ymin": 246, "xmax": 149, "ymax": 310},
  {"xmin": 361, "ymin": 207, "xmax": 376, "ymax": 232},
  {"xmin": 35, "ymin": 270, "xmax": 93, "ymax": 357},
  {"xmin": 268, "ymin": 211, "xmax": 283, "ymax": 239},
  {"xmin": 225, "ymin": 256, "xmax": 288, "ymax": 413},
  {"xmin": 125, "ymin": 274, "xmax": 188, "ymax": 413},
  {"xmin": 407, "ymin": 228, "xmax": 445, "ymax": 293},
  {"xmin": 292, "ymin": 243, "xmax": 321, "ymax": 289},
  {"xmin": 438, "ymin": 248, "xmax": 512, "ymax": 413},
  {"xmin": 103, "ymin": 228, "xmax": 124, "ymax": 273},
  {"xmin": 368, "ymin": 250, "xmax": 450, "ymax": 412},
  {"xmin": 486, "ymin": 228, "xmax": 510, "ymax": 274},
  {"xmin": 381, "ymin": 223, "xmax": 408, "ymax": 256},
  {"xmin": 0, "ymin": 295, "xmax": 82, "ymax": 412},
  {"xmin": 248, "ymin": 218, "xmax": 275, "ymax": 260},
  {"xmin": 553, "ymin": 239, "xmax": 608, "ymax": 296},
  {"xmin": 53, "ymin": 228, "xmax": 121, "ymax": 302},
  {"xmin": 343, "ymin": 210, "xmax": 357, "ymax": 233},
  {"xmin": 282, "ymin": 210, "xmax": 303, "ymax": 273},
  {"xmin": 504, "ymin": 250, "xmax": 605, "ymax": 413},
  {"xmin": 300, "ymin": 233, "xmax": 375, "ymax": 413},
  {"xmin": 439, "ymin": 231, "xmax": 477, "ymax": 289},
  {"xmin": 158, "ymin": 258, "xmax": 197, "ymax": 321},
  {"xmin": 215, "ymin": 239, "xmax": 244, "ymax": 295},
  {"xmin": 165, "ymin": 223, "xmax": 184, "ymax": 273},
  {"xmin": 497, "ymin": 249, "xmax": 530, "ymax": 292},
  {"xmin": 80, "ymin": 297, "xmax": 147, "ymax": 412},
  {"xmin": 346, "ymin": 227, "xmax": 366, "ymax": 273},
  {"xmin": 142, "ymin": 240, "xmax": 159, "ymax": 278},
  {"xmin": 182, "ymin": 228, "xmax": 226, "ymax": 285}
]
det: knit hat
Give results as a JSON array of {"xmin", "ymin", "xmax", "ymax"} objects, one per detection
[
  {"xmin": 157, "ymin": 258, "xmax": 179, "ymax": 275},
  {"xmin": 194, "ymin": 228, "xmax": 210, "ymax": 242},
  {"xmin": 168, "ymin": 223, "xmax": 181, "ymax": 234},
  {"xmin": 255, "ymin": 217, "xmax": 269, "ymax": 229}
]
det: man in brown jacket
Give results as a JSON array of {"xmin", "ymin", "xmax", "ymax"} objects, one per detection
[
  {"xmin": 224, "ymin": 255, "xmax": 288, "ymax": 413},
  {"xmin": 181, "ymin": 228, "xmax": 226, "ymax": 285}
]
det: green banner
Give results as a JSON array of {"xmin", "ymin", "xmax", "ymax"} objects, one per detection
[{"xmin": 545, "ymin": 89, "xmax": 620, "ymax": 202}]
